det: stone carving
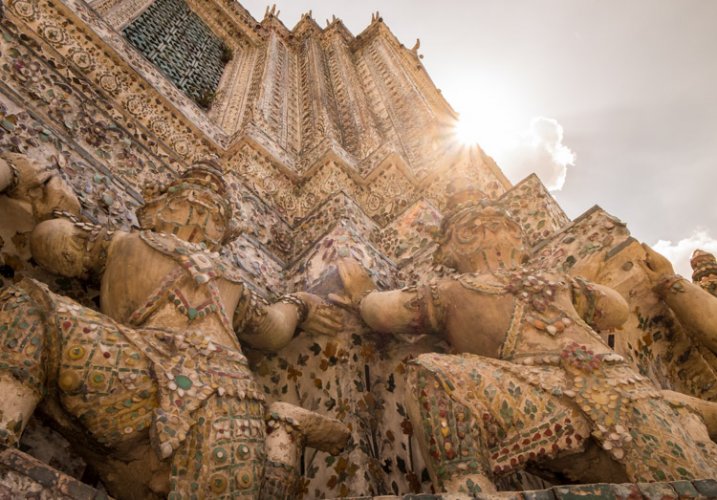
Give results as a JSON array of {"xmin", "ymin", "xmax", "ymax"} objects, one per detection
[
  {"xmin": 4, "ymin": 0, "xmax": 717, "ymax": 497},
  {"xmin": 0, "ymin": 151, "xmax": 81, "ymax": 265},
  {"xmin": 642, "ymin": 246, "xmax": 717, "ymax": 350},
  {"xmin": 123, "ymin": 0, "xmax": 230, "ymax": 108},
  {"xmin": 0, "ymin": 162, "xmax": 349, "ymax": 499},
  {"xmin": 1, "ymin": 1, "xmax": 508, "ymax": 271},
  {"xmin": 640, "ymin": 245, "xmax": 717, "ymax": 408},
  {"xmin": 691, "ymin": 249, "xmax": 717, "ymax": 298},
  {"xmin": 338, "ymin": 192, "xmax": 717, "ymax": 494},
  {"xmin": 0, "ymin": 151, "xmax": 80, "ymax": 222}
]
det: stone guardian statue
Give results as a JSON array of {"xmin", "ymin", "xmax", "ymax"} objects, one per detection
[
  {"xmin": 0, "ymin": 160, "xmax": 348, "ymax": 499},
  {"xmin": 333, "ymin": 190, "xmax": 717, "ymax": 494}
]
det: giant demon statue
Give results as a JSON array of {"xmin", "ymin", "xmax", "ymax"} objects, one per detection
[
  {"xmin": 332, "ymin": 186, "xmax": 717, "ymax": 494},
  {"xmin": 0, "ymin": 157, "xmax": 348, "ymax": 499}
]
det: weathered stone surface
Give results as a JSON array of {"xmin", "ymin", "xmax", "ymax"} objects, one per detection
[
  {"xmin": 0, "ymin": 448, "xmax": 107, "ymax": 499},
  {"xmin": 668, "ymin": 480, "xmax": 700, "ymax": 499},
  {"xmin": 522, "ymin": 489, "xmax": 557, "ymax": 500},
  {"xmin": 611, "ymin": 483, "xmax": 643, "ymax": 500},
  {"xmin": 692, "ymin": 479, "xmax": 717, "ymax": 498},
  {"xmin": 553, "ymin": 484, "xmax": 616, "ymax": 500},
  {"xmin": 637, "ymin": 482, "xmax": 677, "ymax": 500},
  {"xmin": 19, "ymin": 417, "xmax": 86, "ymax": 479}
]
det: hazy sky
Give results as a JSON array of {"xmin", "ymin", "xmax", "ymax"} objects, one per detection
[{"xmin": 240, "ymin": 0, "xmax": 717, "ymax": 275}]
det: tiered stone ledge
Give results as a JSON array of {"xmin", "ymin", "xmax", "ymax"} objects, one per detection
[{"xmin": 340, "ymin": 479, "xmax": 717, "ymax": 499}]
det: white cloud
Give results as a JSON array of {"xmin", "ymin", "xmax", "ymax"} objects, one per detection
[
  {"xmin": 653, "ymin": 230, "xmax": 717, "ymax": 278},
  {"xmin": 495, "ymin": 117, "xmax": 576, "ymax": 191}
]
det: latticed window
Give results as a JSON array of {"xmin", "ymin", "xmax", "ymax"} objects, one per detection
[{"xmin": 123, "ymin": 0, "xmax": 230, "ymax": 108}]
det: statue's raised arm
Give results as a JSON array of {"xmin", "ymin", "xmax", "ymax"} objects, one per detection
[
  {"xmin": 640, "ymin": 243, "xmax": 717, "ymax": 354},
  {"xmin": 0, "ymin": 152, "xmax": 82, "ymax": 265},
  {"xmin": 0, "ymin": 152, "xmax": 80, "ymax": 221},
  {"xmin": 569, "ymin": 276, "xmax": 629, "ymax": 332},
  {"xmin": 234, "ymin": 288, "xmax": 343, "ymax": 351},
  {"xmin": 30, "ymin": 213, "xmax": 119, "ymax": 279}
]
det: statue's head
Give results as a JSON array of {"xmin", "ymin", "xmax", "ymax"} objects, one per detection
[
  {"xmin": 137, "ymin": 161, "xmax": 235, "ymax": 250},
  {"xmin": 434, "ymin": 183, "xmax": 527, "ymax": 274}
]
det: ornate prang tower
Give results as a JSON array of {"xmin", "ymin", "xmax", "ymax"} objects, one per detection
[{"xmin": 1, "ymin": 0, "xmax": 717, "ymax": 497}]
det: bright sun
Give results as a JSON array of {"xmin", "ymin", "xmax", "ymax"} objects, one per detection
[
  {"xmin": 449, "ymin": 77, "xmax": 525, "ymax": 158},
  {"xmin": 452, "ymin": 107, "xmax": 517, "ymax": 158},
  {"xmin": 453, "ymin": 114, "xmax": 487, "ymax": 147}
]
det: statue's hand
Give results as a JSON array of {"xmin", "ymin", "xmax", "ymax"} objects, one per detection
[
  {"xmin": 327, "ymin": 258, "xmax": 377, "ymax": 311},
  {"xmin": 0, "ymin": 152, "xmax": 80, "ymax": 220},
  {"xmin": 294, "ymin": 292, "xmax": 344, "ymax": 336},
  {"xmin": 639, "ymin": 243, "xmax": 677, "ymax": 283}
]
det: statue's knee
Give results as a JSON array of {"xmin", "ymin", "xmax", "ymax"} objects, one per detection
[
  {"xmin": 0, "ymin": 288, "xmax": 48, "ymax": 401},
  {"xmin": 265, "ymin": 402, "xmax": 349, "ymax": 461},
  {"xmin": 410, "ymin": 370, "xmax": 487, "ymax": 462},
  {"xmin": 0, "ymin": 284, "xmax": 47, "ymax": 448},
  {"xmin": 0, "ymin": 374, "xmax": 41, "ymax": 447}
]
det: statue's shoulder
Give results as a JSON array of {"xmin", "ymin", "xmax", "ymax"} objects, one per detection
[
  {"xmin": 138, "ymin": 231, "xmax": 244, "ymax": 284},
  {"xmin": 455, "ymin": 271, "xmax": 507, "ymax": 295},
  {"xmin": 534, "ymin": 269, "xmax": 570, "ymax": 285},
  {"xmin": 52, "ymin": 210, "xmax": 123, "ymax": 241}
]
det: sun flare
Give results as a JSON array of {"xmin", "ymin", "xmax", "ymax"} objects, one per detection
[
  {"xmin": 448, "ymin": 77, "xmax": 525, "ymax": 158},
  {"xmin": 453, "ymin": 115, "xmax": 485, "ymax": 147},
  {"xmin": 451, "ymin": 110, "xmax": 516, "ymax": 159}
]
